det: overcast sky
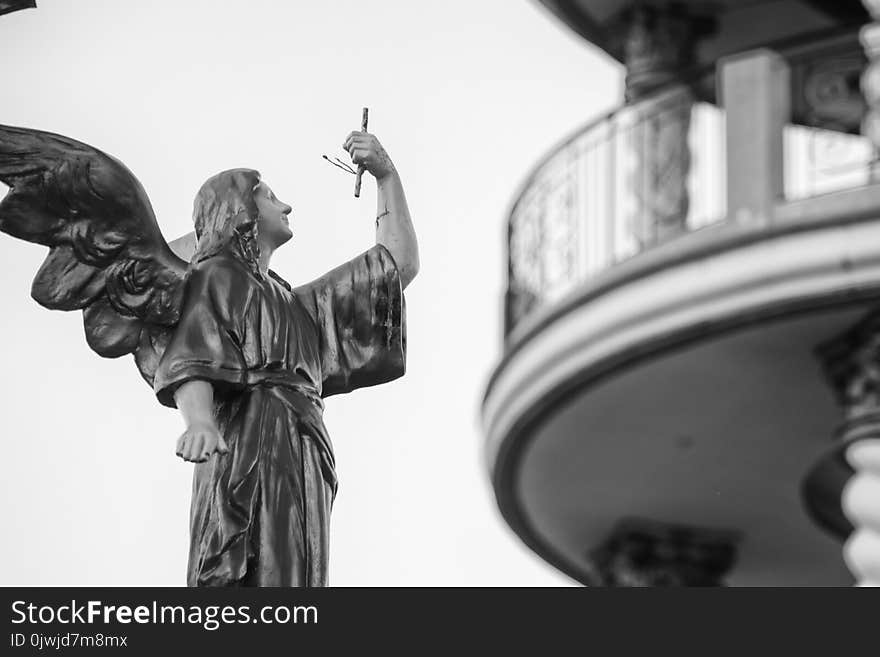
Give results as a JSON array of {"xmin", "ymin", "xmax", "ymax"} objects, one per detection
[{"xmin": 0, "ymin": 0, "xmax": 619, "ymax": 586}]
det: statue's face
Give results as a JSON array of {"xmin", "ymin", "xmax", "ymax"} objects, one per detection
[{"xmin": 254, "ymin": 182, "xmax": 293, "ymax": 248}]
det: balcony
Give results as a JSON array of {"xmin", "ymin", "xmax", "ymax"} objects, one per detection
[
  {"xmin": 506, "ymin": 71, "xmax": 875, "ymax": 339},
  {"xmin": 484, "ymin": 47, "xmax": 880, "ymax": 585},
  {"xmin": 505, "ymin": 74, "xmax": 726, "ymax": 337}
]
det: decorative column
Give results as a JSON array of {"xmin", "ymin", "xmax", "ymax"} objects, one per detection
[
  {"xmin": 861, "ymin": 0, "xmax": 880, "ymax": 180},
  {"xmin": 804, "ymin": 311, "xmax": 880, "ymax": 585},
  {"xmin": 586, "ymin": 519, "xmax": 739, "ymax": 587},
  {"xmin": 622, "ymin": 5, "xmax": 714, "ymax": 248},
  {"xmin": 843, "ymin": 440, "xmax": 880, "ymax": 585}
]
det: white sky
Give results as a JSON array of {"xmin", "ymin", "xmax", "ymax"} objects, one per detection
[{"xmin": 0, "ymin": 0, "xmax": 619, "ymax": 586}]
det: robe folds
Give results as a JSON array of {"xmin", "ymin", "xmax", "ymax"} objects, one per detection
[{"xmin": 153, "ymin": 244, "xmax": 405, "ymax": 586}]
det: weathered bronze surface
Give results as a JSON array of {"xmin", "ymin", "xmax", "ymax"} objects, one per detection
[{"xmin": 0, "ymin": 124, "xmax": 414, "ymax": 586}]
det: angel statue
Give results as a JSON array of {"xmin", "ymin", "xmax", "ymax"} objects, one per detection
[{"xmin": 0, "ymin": 123, "xmax": 418, "ymax": 587}]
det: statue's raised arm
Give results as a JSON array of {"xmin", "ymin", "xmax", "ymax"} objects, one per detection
[{"xmin": 0, "ymin": 124, "xmax": 187, "ymax": 384}]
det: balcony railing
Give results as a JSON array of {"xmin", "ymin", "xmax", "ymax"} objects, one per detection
[
  {"xmin": 505, "ymin": 67, "xmax": 877, "ymax": 337},
  {"xmin": 505, "ymin": 85, "xmax": 726, "ymax": 335},
  {"xmin": 785, "ymin": 124, "xmax": 874, "ymax": 201}
]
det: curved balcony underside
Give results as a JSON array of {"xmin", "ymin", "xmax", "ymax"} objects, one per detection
[{"xmin": 483, "ymin": 186, "xmax": 880, "ymax": 585}]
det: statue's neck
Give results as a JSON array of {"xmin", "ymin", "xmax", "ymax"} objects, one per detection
[{"xmin": 257, "ymin": 242, "xmax": 274, "ymax": 276}]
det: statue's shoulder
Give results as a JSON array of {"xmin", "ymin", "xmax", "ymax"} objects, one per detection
[
  {"xmin": 190, "ymin": 250, "xmax": 249, "ymax": 275},
  {"xmin": 186, "ymin": 251, "xmax": 256, "ymax": 299}
]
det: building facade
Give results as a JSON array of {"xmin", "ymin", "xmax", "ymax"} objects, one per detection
[{"xmin": 483, "ymin": 0, "xmax": 880, "ymax": 585}]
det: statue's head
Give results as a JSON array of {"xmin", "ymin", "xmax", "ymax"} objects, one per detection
[
  {"xmin": 190, "ymin": 168, "xmax": 292, "ymax": 272},
  {"xmin": 253, "ymin": 179, "xmax": 293, "ymax": 250}
]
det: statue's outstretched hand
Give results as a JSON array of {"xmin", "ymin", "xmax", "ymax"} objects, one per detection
[
  {"xmin": 344, "ymin": 132, "xmax": 396, "ymax": 181},
  {"xmin": 176, "ymin": 423, "xmax": 228, "ymax": 463}
]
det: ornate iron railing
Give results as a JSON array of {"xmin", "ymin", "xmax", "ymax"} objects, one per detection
[
  {"xmin": 505, "ymin": 85, "xmax": 726, "ymax": 335},
  {"xmin": 505, "ymin": 81, "xmax": 878, "ymax": 337}
]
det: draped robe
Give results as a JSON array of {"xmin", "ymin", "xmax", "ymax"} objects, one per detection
[{"xmin": 153, "ymin": 244, "xmax": 405, "ymax": 586}]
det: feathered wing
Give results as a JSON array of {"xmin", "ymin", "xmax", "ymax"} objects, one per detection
[{"xmin": 0, "ymin": 124, "xmax": 187, "ymax": 386}]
